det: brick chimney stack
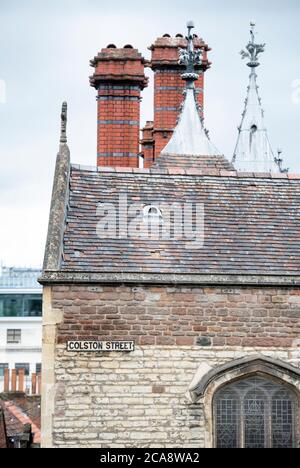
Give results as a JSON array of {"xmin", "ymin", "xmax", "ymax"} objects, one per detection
[
  {"xmin": 90, "ymin": 45, "xmax": 148, "ymax": 168},
  {"xmin": 144, "ymin": 34, "xmax": 211, "ymax": 164},
  {"xmin": 141, "ymin": 121, "xmax": 155, "ymax": 168}
]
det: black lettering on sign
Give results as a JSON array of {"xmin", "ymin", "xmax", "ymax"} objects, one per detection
[{"xmin": 66, "ymin": 341, "xmax": 135, "ymax": 352}]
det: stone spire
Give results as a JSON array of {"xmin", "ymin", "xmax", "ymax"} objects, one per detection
[
  {"xmin": 161, "ymin": 21, "xmax": 220, "ymax": 157},
  {"xmin": 233, "ymin": 23, "xmax": 287, "ymax": 173}
]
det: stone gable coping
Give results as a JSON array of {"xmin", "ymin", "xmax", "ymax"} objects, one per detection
[{"xmin": 43, "ymin": 144, "xmax": 70, "ymax": 271}]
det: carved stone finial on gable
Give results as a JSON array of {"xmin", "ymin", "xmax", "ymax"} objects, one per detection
[{"xmin": 60, "ymin": 101, "xmax": 68, "ymax": 144}]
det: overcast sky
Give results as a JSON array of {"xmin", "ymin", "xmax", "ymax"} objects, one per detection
[{"xmin": 0, "ymin": 0, "xmax": 299, "ymax": 267}]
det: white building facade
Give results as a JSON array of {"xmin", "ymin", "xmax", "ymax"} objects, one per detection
[{"xmin": 0, "ymin": 266, "xmax": 42, "ymax": 391}]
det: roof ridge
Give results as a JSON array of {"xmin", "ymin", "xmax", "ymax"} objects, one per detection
[{"xmin": 71, "ymin": 164, "xmax": 299, "ymax": 180}]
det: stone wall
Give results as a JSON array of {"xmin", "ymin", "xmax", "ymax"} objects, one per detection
[
  {"xmin": 43, "ymin": 283, "xmax": 300, "ymax": 447},
  {"xmin": 52, "ymin": 346, "xmax": 300, "ymax": 448},
  {"xmin": 52, "ymin": 285, "xmax": 300, "ymax": 347}
]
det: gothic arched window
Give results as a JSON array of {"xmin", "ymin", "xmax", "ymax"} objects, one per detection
[{"xmin": 214, "ymin": 376, "xmax": 297, "ymax": 448}]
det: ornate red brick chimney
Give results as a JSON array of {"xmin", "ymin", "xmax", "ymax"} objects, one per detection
[
  {"xmin": 147, "ymin": 33, "xmax": 211, "ymax": 163},
  {"xmin": 90, "ymin": 45, "xmax": 148, "ymax": 168}
]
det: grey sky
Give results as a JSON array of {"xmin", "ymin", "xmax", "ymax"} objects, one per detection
[{"xmin": 0, "ymin": 0, "xmax": 299, "ymax": 267}]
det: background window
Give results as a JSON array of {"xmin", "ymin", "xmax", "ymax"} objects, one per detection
[
  {"xmin": 7, "ymin": 329, "xmax": 21, "ymax": 344},
  {"xmin": 0, "ymin": 294, "xmax": 42, "ymax": 317},
  {"xmin": 214, "ymin": 376, "xmax": 297, "ymax": 449},
  {"xmin": 15, "ymin": 363, "xmax": 30, "ymax": 376},
  {"xmin": 36, "ymin": 363, "xmax": 42, "ymax": 374},
  {"xmin": 0, "ymin": 363, "xmax": 8, "ymax": 377}
]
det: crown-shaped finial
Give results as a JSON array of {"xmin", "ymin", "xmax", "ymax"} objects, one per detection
[
  {"xmin": 179, "ymin": 21, "xmax": 203, "ymax": 87},
  {"xmin": 240, "ymin": 22, "xmax": 266, "ymax": 68}
]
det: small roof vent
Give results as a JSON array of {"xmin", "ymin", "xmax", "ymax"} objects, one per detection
[{"xmin": 143, "ymin": 205, "xmax": 164, "ymax": 225}]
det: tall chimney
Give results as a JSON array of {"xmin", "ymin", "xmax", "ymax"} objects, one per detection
[
  {"xmin": 148, "ymin": 34, "xmax": 211, "ymax": 161},
  {"xmin": 90, "ymin": 45, "xmax": 148, "ymax": 168}
]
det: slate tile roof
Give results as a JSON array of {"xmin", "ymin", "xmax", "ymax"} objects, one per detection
[
  {"xmin": 60, "ymin": 166, "xmax": 300, "ymax": 275},
  {"xmin": 1, "ymin": 398, "xmax": 41, "ymax": 444}
]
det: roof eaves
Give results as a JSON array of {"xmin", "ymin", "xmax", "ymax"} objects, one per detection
[{"xmin": 39, "ymin": 271, "xmax": 300, "ymax": 287}]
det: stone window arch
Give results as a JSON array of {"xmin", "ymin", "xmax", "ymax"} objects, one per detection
[{"xmin": 187, "ymin": 356, "xmax": 300, "ymax": 448}]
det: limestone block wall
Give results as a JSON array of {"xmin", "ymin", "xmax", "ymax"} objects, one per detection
[
  {"xmin": 51, "ymin": 347, "xmax": 300, "ymax": 448},
  {"xmin": 41, "ymin": 283, "xmax": 300, "ymax": 447}
]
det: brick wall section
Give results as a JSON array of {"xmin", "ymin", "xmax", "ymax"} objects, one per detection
[
  {"xmin": 149, "ymin": 35, "xmax": 210, "ymax": 159},
  {"xmin": 52, "ymin": 285, "xmax": 300, "ymax": 348},
  {"xmin": 52, "ymin": 347, "xmax": 300, "ymax": 447},
  {"xmin": 90, "ymin": 46, "xmax": 148, "ymax": 168}
]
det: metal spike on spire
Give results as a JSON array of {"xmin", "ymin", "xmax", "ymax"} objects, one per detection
[
  {"xmin": 233, "ymin": 23, "xmax": 288, "ymax": 173},
  {"xmin": 60, "ymin": 101, "xmax": 68, "ymax": 145}
]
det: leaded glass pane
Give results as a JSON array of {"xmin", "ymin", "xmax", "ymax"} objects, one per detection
[
  {"xmin": 215, "ymin": 391, "xmax": 239, "ymax": 448},
  {"xmin": 214, "ymin": 376, "xmax": 297, "ymax": 449},
  {"xmin": 244, "ymin": 390, "xmax": 266, "ymax": 448},
  {"xmin": 272, "ymin": 391, "xmax": 294, "ymax": 449}
]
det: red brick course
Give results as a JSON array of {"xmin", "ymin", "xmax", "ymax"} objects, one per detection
[{"xmin": 53, "ymin": 285, "xmax": 300, "ymax": 348}]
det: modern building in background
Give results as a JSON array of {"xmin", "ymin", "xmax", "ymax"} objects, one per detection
[{"xmin": 0, "ymin": 266, "xmax": 42, "ymax": 392}]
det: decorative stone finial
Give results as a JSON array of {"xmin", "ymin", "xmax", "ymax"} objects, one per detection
[
  {"xmin": 240, "ymin": 22, "xmax": 266, "ymax": 68},
  {"xmin": 60, "ymin": 101, "xmax": 68, "ymax": 144},
  {"xmin": 179, "ymin": 21, "xmax": 203, "ymax": 87}
]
